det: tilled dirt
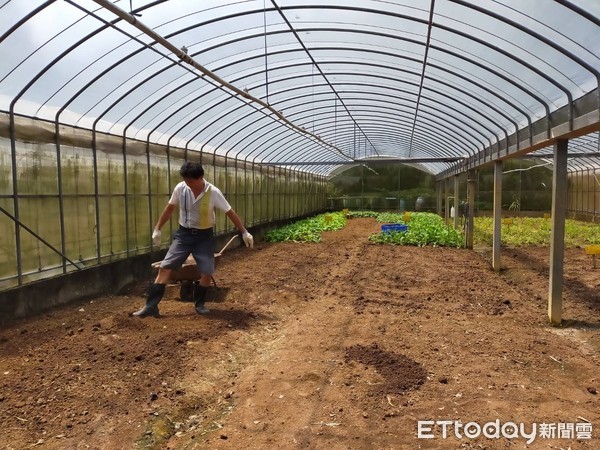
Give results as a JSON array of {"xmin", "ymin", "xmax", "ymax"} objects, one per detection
[{"xmin": 0, "ymin": 217, "xmax": 599, "ymax": 449}]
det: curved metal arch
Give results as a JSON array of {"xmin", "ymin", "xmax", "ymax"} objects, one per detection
[
  {"xmin": 156, "ymin": 81, "xmax": 340, "ymax": 163},
  {"xmin": 134, "ymin": 76, "xmax": 203, "ymax": 142},
  {"xmin": 91, "ymin": 50, "xmax": 366, "ymax": 144},
  {"xmin": 319, "ymin": 125, "xmax": 470, "ymax": 158},
  {"xmin": 270, "ymin": 77, "xmax": 523, "ymax": 146},
  {"xmin": 5, "ymin": 0, "xmax": 600, "ymax": 179},
  {"xmin": 272, "ymin": 4, "xmax": 564, "ymax": 104},
  {"xmin": 179, "ymin": 88, "xmax": 342, "ymax": 160},
  {"xmin": 282, "ymin": 3, "xmax": 579, "ymax": 105},
  {"xmin": 434, "ymin": 18, "xmax": 594, "ymax": 99},
  {"xmin": 269, "ymin": 130, "xmax": 457, "ymax": 169},
  {"xmin": 282, "ymin": 91, "xmax": 490, "ymax": 151},
  {"xmin": 346, "ymin": 136, "xmax": 462, "ymax": 163},
  {"xmin": 50, "ymin": 12, "xmax": 552, "ymax": 151},
  {"xmin": 241, "ymin": 124, "xmax": 351, "ymax": 167},
  {"xmin": 213, "ymin": 107, "xmax": 466, "ymax": 176},
  {"xmin": 306, "ymin": 119, "xmax": 475, "ymax": 162},
  {"xmin": 566, "ymin": 157, "xmax": 598, "ymax": 173},
  {"xmin": 0, "ymin": 1, "xmax": 56, "ymax": 46},
  {"xmin": 449, "ymin": 0, "xmax": 600, "ymax": 82},
  {"xmin": 185, "ymin": 98, "xmax": 274, "ymax": 152},
  {"xmin": 55, "ymin": 32, "xmax": 177, "ymax": 127},
  {"xmin": 49, "ymin": 8, "xmax": 241, "ymax": 130},
  {"xmin": 259, "ymin": 60, "xmax": 507, "ymax": 146},
  {"xmin": 34, "ymin": 4, "xmax": 340, "ymax": 162},
  {"xmin": 51, "ymin": 24, "xmax": 545, "ymax": 171},
  {"xmin": 170, "ymin": 26, "xmax": 549, "ymax": 141},
  {"xmin": 0, "ymin": 0, "xmax": 72, "ymax": 87},
  {"xmin": 231, "ymin": 41, "xmax": 536, "ymax": 125},
  {"xmin": 283, "ymin": 105, "xmax": 482, "ymax": 158},
  {"xmin": 210, "ymin": 39, "xmax": 535, "ymax": 128},
  {"xmin": 253, "ymin": 138, "xmax": 350, "ymax": 171},
  {"xmin": 233, "ymin": 119, "xmax": 341, "ymax": 167},
  {"xmin": 320, "ymin": 158, "xmax": 452, "ymax": 178},
  {"xmin": 79, "ymin": 13, "xmax": 298, "ymax": 135},
  {"xmin": 187, "ymin": 100, "xmax": 350, "ymax": 165},
  {"xmin": 270, "ymin": 71, "xmax": 509, "ymax": 144},
  {"xmin": 141, "ymin": 40, "xmax": 544, "ymax": 156},
  {"xmin": 566, "ymin": 158, "xmax": 592, "ymax": 173},
  {"xmin": 160, "ymin": 86, "xmax": 238, "ymax": 149},
  {"xmin": 52, "ymin": 2, "xmax": 172, "ymax": 122},
  {"xmin": 52, "ymin": 6, "xmax": 199, "ymax": 130},
  {"xmin": 270, "ymin": 142, "xmax": 353, "ymax": 166},
  {"xmin": 179, "ymin": 67, "xmax": 491, "ymax": 163},
  {"xmin": 286, "ymin": 109, "xmax": 464, "ymax": 160},
  {"xmin": 555, "ymin": 0, "xmax": 600, "ymax": 32},
  {"xmin": 224, "ymin": 119, "xmax": 345, "ymax": 168},
  {"xmin": 198, "ymin": 115, "xmax": 324, "ymax": 164},
  {"xmin": 195, "ymin": 100, "xmax": 465, "ymax": 169},
  {"xmin": 429, "ymin": 27, "xmax": 571, "ymax": 127},
  {"xmin": 275, "ymin": 80, "xmax": 501, "ymax": 149},
  {"xmin": 253, "ymin": 111, "xmax": 468, "ymax": 166}
]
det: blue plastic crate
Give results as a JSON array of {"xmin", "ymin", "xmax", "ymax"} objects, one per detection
[{"xmin": 381, "ymin": 223, "xmax": 408, "ymax": 233}]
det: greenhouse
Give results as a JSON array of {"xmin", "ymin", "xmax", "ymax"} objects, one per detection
[{"xmin": 0, "ymin": 1, "xmax": 599, "ymax": 448}]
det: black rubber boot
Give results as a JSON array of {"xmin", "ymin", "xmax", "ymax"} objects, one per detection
[
  {"xmin": 193, "ymin": 282, "xmax": 210, "ymax": 315},
  {"xmin": 131, "ymin": 283, "xmax": 165, "ymax": 317},
  {"xmin": 179, "ymin": 281, "xmax": 193, "ymax": 302}
]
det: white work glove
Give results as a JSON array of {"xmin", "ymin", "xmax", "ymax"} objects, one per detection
[
  {"xmin": 242, "ymin": 230, "xmax": 254, "ymax": 248},
  {"xmin": 152, "ymin": 228, "xmax": 162, "ymax": 246}
]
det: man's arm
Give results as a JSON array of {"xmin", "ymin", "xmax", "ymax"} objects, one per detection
[
  {"xmin": 155, "ymin": 203, "xmax": 176, "ymax": 230},
  {"xmin": 225, "ymin": 209, "xmax": 253, "ymax": 248},
  {"xmin": 151, "ymin": 203, "xmax": 176, "ymax": 246},
  {"xmin": 225, "ymin": 209, "xmax": 246, "ymax": 233}
]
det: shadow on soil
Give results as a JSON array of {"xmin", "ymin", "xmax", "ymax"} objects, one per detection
[
  {"xmin": 560, "ymin": 319, "xmax": 600, "ymax": 331},
  {"xmin": 501, "ymin": 247, "xmax": 600, "ymax": 314}
]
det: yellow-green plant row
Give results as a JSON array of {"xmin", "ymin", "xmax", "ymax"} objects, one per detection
[
  {"xmin": 472, "ymin": 217, "xmax": 600, "ymax": 247},
  {"xmin": 264, "ymin": 212, "xmax": 347, "ymax": 242}
]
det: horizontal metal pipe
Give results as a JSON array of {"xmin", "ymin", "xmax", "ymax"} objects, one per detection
[
  {"xmin": 264, "ymin": 157, "xmax": 466, "ymax": 166},
  {"xmin": 91, "ymin": 0, "xmax": 350, "ymax": 160}
]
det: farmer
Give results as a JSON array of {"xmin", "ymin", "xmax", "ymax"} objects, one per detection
[{"xmin": 131, "ymin": 161, "xmax": 253, "ymax": 317}]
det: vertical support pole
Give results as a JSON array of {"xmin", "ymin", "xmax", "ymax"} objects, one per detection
[
  {"xmin": 436, "ymin": 181, "xmax": 442, "ymax": 216},
  {"xmin": 9, "ymin": 112, "xmax": 22, "ymax": 284},
  {"xmin": 166, "ymin": 145, "xmax": 173, "ymax": 238},
  {"xmin": 92, "ymin": 130, "xmax": 101, "ymax": 263},
  {"xmin": 453, "ymin": 174, "xmax": 459, "ymax": 229},
  {"xmin": 122, "ymin": 135, "xmax": 130, "ymax": 258},
  {"xmin": 54, "ymin": 121, "xmax": 67, "ymax": 273},
  {"xmin": 466, "ymin": 170, "xmax": 475, "ymax": 249},
  {"xmin": 548, "ymin": 138, "xmax": 569, "ymax": 325},
  {"xmin": 444, "ymin": 178, "xmax": 449, "ymax": 223},
  {"xmin": 265, "ymin": 165, "xmax": 269, "ymax": 223},
  {"xmin": 492, "ymin": 160, "xmax": 503, "ymax": 271},
  {"xmin": 361, "ymin": 164, "xmax": 364, "ymax": 210},
  {"xmin": 235, "ymin": 157, "xmax": 239, "ymax": 233},
  {"xmin": 146, "ymin": 140, "xmax": 153, "ymax": 250}
]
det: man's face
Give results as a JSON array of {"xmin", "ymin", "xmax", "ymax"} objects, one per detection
[{"xmin": 183, "ymin": 177, "xmax": 203, "ymax": 189}]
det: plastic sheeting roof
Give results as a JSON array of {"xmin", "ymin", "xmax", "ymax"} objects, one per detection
[{"xmin": 1, "ymin": 0, "xmax": 599, "ymax": 177}]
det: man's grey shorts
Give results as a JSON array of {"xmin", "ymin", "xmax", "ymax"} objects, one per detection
[{"xmin": 160, "ymin": 227, "xmax": 215, "ymax": 275}]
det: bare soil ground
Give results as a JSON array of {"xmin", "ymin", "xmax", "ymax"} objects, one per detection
[{"xmin": 1, "ymin": 218, "xmax": 599, "ymax": 450}]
